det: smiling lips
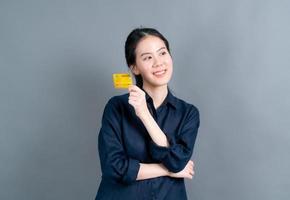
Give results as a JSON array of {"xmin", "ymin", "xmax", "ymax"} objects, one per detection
[{"xmin": 153, "ymin": 69, "xmax": 166, "ymax": 76}]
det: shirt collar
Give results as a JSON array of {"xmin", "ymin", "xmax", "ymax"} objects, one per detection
[{"xmin": 143, "ymin": 87, "xmax": 177, "ymax": 110}]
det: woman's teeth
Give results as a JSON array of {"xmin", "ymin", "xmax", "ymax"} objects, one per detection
[{"xmin": 154, "ymin": 70, "xmax": 166, "ymax": 75}]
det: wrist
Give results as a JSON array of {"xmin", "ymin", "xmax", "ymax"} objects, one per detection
[
  {"xmin": 137, "ymin": 108, "xmax": 151, "ymax": 121},
  {"xmin": 160, "ymin": 164, "xmax": 171, "ymax": 176}
]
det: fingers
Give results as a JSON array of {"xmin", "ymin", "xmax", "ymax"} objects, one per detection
[
  {"xmin": 128, "ymin": 96, "xmax": 138, "ymax": 101},
  {"xmin": 128, "ymin": 99, "xmax": 135, "ymax": 106},
  {"xmin": 188, "ymin": 160, "xmax": 194, "ymax": 167},
  {"xmin": 188, "ymin": 165, "xmax": 194, "ymax": 174},
  {"xmin": 189, "ymin": 168, "xmax": 195, "ymax": 175},
  {"xmin": 187, "ymin": 169, "xmax": 194, "ymax": 179},
  {"xmin": 128, "ymin": 85, "xmax": 142, "ymax": 93},
  {"xmin": 128, "ymin": 85, "xmax": 146, "ymax": 106},
  {"xmin": 169, "ymin": 168, "xmax": 195, "ymax": 179},
  {"xmin": 185, "ymin": 171, "xmax": 193, "ymax": 179},
  {"xmin": 186, "ymin": 160, "xmax": 195, "ymax": 179},
  {"xmin": 128, "ymin": 94, "xmax": 143, "ymax": 105},
  {"xmin": 128, "ymin": 85, "xmax": 145, "ymax": 97}
]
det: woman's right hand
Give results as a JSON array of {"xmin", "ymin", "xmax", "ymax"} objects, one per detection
[{"xmin": 168, "ymin": 160, "xmax": 195, "ymax": 179}]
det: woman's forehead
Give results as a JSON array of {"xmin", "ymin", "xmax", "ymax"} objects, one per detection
[{"xmin": 135, "ymin": 36, "xmax": 166, "ymax": 54}]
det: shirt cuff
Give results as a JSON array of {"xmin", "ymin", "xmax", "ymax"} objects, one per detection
[{"xmin": 122, "ymin": 158, "xmax": 140, "ymax": 184}]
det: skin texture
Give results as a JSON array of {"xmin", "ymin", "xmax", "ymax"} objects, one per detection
[{"xmin": 127, "ymin": 35, "xmax": 195, "ymax": 180}]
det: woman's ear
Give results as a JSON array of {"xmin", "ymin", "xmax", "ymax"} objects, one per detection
[{"xmin": 130, "ymin": 65, "xmax": 140, "ymax": 75}]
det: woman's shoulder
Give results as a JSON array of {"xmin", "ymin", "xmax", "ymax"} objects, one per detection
[
  {"xmin": 101, "ymin": 93, "xmax": 130, "ymax": 117},
  {"xmin": 173, "ymin": 97, "xmax": 200, "ymax": 125},
  {"xmin": 173, "ymin": 95, "xmax": 199, "ymax": 114},
  {"xmin": 106, "ymin": 93, "xmax": 129, "ymax": 107}
]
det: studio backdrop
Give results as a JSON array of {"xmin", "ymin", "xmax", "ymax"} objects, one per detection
[{"xmin": 1, "ymin": 0, "xmax": 290, "ymax": 199}]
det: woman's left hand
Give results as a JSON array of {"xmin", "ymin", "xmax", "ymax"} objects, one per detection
[
  {"xmin": 168, "ymin": 160, "xmax": 195, "ymax": 179},
  {"xmin": 128, "ymin": 85, "xmax": 149, "ymax": 118}
]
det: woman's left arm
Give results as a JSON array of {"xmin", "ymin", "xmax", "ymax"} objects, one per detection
[
  {"xmin": 128, "ymin": 86, "xmax": 200, "ymax": 173},
  {"xmin": 147, "ymin": 106, "xmax": 200, "ymax": 173},
  {"xmin": 138, "ymin": 108, "xmax": 170, "ymax": 147},
  {"xmin": 128, "ymin": 85, "xmax": 170, "ymax": 147}
]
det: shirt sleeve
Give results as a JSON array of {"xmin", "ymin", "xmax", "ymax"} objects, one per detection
[
  {"xmin": 98, "ymin": 98, "xmax": 140, "ymax": 185},
  {"xmin": 149, "ymin": 105, "xmax": 200, "ymax": 173}
]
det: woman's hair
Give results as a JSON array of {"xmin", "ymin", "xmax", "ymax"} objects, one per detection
[{"xmin": 125, "ymin": 27, "xmax": 171, "ymax": 87}]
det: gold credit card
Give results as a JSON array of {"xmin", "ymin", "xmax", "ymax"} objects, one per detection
[{"xmin": 112, "ymin": 73, "xmax": 133, "ymax": 89}]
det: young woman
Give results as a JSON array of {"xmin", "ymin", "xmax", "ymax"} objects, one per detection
[{"xmin": 95, "ymin": 28, "xmax": 200, "ymax": 200}]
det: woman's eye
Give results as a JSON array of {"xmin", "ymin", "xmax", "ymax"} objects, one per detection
[
  {"xmin": 161, "ymin": 51, "xmax": 167, "ymax": 56},
  {"xmin": 143, "ymin": 56, "xmax": 152, "ymax": 61}
]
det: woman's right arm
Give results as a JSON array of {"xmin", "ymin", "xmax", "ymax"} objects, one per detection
[{"xmin": 98, "ymin": 98, "xmax": 140, "ymax": 184}]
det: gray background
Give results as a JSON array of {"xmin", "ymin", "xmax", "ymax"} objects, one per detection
[{"xmin": 1, "ymin": 0, "xmax": 290, "ymax": 199}]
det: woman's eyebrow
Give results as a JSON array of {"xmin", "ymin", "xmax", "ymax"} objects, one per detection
[
  {"xmin": 140, "ymin": 52, "xmax": 151, "ymax": 57},
  {"xmin": 140, "ymin": 47, "xmax": 166, "ymax": 57},
  {"xmin": 156, "ymin": 47, "xmax": 166, "ymax": 52}
]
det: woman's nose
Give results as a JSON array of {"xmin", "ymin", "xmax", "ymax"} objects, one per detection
[{"xmin": 153, "ymin": 57, "xmax": 162, "ymax": 67}]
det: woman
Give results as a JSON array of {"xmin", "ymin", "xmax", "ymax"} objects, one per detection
[{"xmin": 95, "ymin": 27, "xmax": 200, "ymax": 200}]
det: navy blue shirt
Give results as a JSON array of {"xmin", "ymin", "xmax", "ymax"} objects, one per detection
[{"xmin": 95, "ymin": 89, "xmax": 200, "ymax": 200}]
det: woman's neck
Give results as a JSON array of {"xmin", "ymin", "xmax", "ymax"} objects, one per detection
[{"xmin": 143, "ymin": 84, "xmax": 168, "ymax": 109}]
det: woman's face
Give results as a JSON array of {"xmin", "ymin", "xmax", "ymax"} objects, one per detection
[{"xmin": 132, "ymin": 35, "xmax": 173, "ymax": 89}]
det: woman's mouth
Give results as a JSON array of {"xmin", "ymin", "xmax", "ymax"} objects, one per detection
[{"xmin": 153, "ymin": 69, "xmax": 166, "ymax": 76}]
